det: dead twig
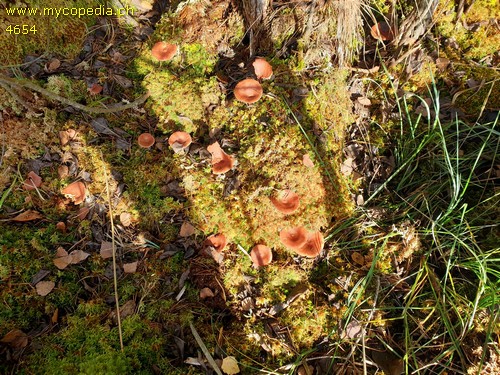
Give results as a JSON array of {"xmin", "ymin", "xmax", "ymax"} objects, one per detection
[
  {"xmin": 0, "ymin": 75, "xmax": 149, "ymax": 114},
  {"xmin": 102, "ymin": 152, "xmax": 124, "ymax": 351}
]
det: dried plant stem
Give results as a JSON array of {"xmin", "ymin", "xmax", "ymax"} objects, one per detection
[
  {"xmin": 102, "ymin": 152, "xmax": 124, "ymax": 352},
  {"xmin": 189, "ymin": 323, "xmax": 223, "ymax": 375},
  {"xmin": 0, "ymin": 75, "xmax": 149, "ymax": 114}
]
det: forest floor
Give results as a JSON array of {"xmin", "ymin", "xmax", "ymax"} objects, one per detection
[{"xmin": 0, "ymin": 0, "xmax": 499, "ymax": 374}]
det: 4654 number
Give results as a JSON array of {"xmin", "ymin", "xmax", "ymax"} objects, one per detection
[{"xmin": 6, "ymin": 25, "xmax": 37, "ymax": 34}]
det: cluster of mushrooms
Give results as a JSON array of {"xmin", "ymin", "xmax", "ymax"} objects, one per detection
[{"xmin": 145, "ymin": 41, "xmax": 324, "ymax": 268}]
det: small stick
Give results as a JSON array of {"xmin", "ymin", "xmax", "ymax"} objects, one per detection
[{"xmin": 0, "ymin": 75, "xmax": 149, "ymax": 114}]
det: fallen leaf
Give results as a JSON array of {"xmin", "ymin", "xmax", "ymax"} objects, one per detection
[
  {"xmin": 56, "ymin": 247, "xmax": 68, "ymax": 257},
  {"xmin": 58, "ymin": 165, "xmax": 69, "ymax": 179},
  {"xmin": 357, "ymin": 96, "xmax": 372, "ymax": 106},
  {"xmin": 76, "ymin": 206, "xmax": 90, "ymax": 220},
  {"xmin": 53, "ymin": 255, "xmax": 72, "ymax": 270},
  {"xmin": 351, "ymin": 252, "xmax": 365, "ymax": 266},
  {"xmin": 343, "ymin": 320, "xmax": 364, "ymax": 339},
  {"xmin": 53, "ymin": 249, "xmax": 90, "ymax": 269},
  {"xmin": 120, "ymin": 212, "xmax": 132, "ymax": 227},
  {"xmin": 69, "ymin": 250, "xmax": 90, "ymax": 264},
  {"xmin": 36, "ymin": 280, "xmax": 55, "ymax": 296},
  {"xmin": 45, "ymin": 58, "xmax": 61, "ymax": 72},
  {"xmin": 22, "ymin": 171, "xmax": 42, "ymax": 190},
  {"xmin": 302, "ymin": 153, "xmax": 314, "ymax": 168},
  {"xmin": 341, "ymin": 158, "xmax": 354, "ymax": 176},
  {"xmin": 123, "ymin": 261, "xmax": 138, "ymax": 273},
  {"xmin": 100, "ymin": 241, "xmax": 113, "ymax": 259},
  {"xmin": 435, "ymin": 57, "xmax": 450, "ymax": 71},
  {"xmin": 180, "ymin": 221, "xmax": 196, "ymax": 237},
  {"xmin": 200, "ymin": 287, "xmax": 215, "ymax": 299},
  {"xmin": 0, "ymin": 329, "xmax": 28, "ymax": 349},
  {"xmin": 31, "ymin": 269, "xmax": 50, "ymax": 285},
  {"xmin": 120, "ymin": 300, "xmax": 136, "ymax": 318},
  {"xmin": 370, "ymin": 349, "xmax": 404, "ymax": 375},
  {"xmin": 12, "ymin": 210, "xmax": 43, "ymax": 222},
  {"xmin": 221, "ymin": 356, "xmax": 240, "ymax": 374}
]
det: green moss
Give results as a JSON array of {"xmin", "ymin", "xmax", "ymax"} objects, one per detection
[{"xmin": 0, "ymin": 0, "xmax": 102, "ymax": 66}]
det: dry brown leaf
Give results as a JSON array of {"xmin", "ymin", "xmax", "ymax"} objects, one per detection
[
  {"xmin": 36, "ymin": 280, "xmax": 55, "ymax": 296},
  {"xmin": 58, "ymin": 165, "xmax": 69, "ymax": 179},
  {"xmin": 46, "ymin": 58, "xmax": 61, "ymax": 72},
  {"xmin": 120, "ymin": 212, "xmax": 132, "ymax": 227},
  {"xmin": 0, "ymin": 329, "xmax": 29, "ymax": 349},
  {"xmin": 12, "ymin": 210, "xmax": 43, "ymax": 222},
  {"xmin": 302, "ymin": 153, "xmax": 314, "ymax": 168},
  {"xmin": 22, "ymin": 171, "xmax": 42, "ymax": 191},
  {"xmin": 53, "ymin": 255, "xmax": 72, "ymax": 270},
  {"xmin": 341, "ymin": 158, "xmax": 354, "ymax": 176},
  {"xmin": 120, "ymin": 300, "xmax": 136, "ymax": 318},
  {"xmin": 56, "ymin": 247, "xmax": 68, "ymax": 257},
  {"xmin": 221, "ymin": 356, "xmax": 240, "ymax": 374},
  {"xmin": 351, "ymin": 252, "xmax": 365, "ymax": 266},
  {"xmin": 100, "ymin": 241, "xmax": 113, "ymax": 259},
  {"xmin": 180, "ymin": 221, "xmax": 196, "ymax": 237},
  {"xmin": 357, "ymin": 96, "xmax": 372, "ymax": 106},
  {"xmin": 123, "ymin": 261, "xmax": 138, "ymax": 273},
  {"xmin": 76, "ymin": 207, "xmax": 90, "ymax": 221},
  {"xmin": 69, "ymin": 250, "xmax": 90, "ymax": 264},
  {"xmin": 343, "ymin": 320, "xmax": 363, "ymax": 339}
]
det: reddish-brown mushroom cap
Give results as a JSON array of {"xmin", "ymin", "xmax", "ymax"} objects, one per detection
[
  {"xmin": 370, "ymin": 22, "xmax": 394, "ymax": 41},
  {"xmin": 61, "ymin": 181, "xmax": 86, "ymax": 205},
  {"xmin": 234, "ymin": 78, "xmax": 263, "ymax": 104},
  {"xmin": 252, "ymin": 58, "xmax": 273, "ymax": 80},
  {"xmin": 23, "ymin": 171, "xmax": 42, "ymax": 191},
  {"xmin": 151, "ymin": 42, "xmax": 177, "ymax": 61},
  {"xmin": 168, "ymin": 131, "xmax": 192, "ymax": 151},
  {"xmin": 88, "ymin": 83, "xmax": 103, "ymax": 95},
  {"xmin": 270, "ymin": 190, "xmax": 300, "ymax": 214},
  {"xmin": 204, "ymin": 233, "xmax": 228, "ymax": 252},
  {"xmin": 295, "ymin": 231, "xmax": 324, "ymax": 257},
  {"xmin": 138, "ymin": 133, "xmax": 155, "ymax": 148},
  {"xmin": 279, "ymin": 226, "xmax": 308, "ymax": 250},
  {"xmin": 250, "ymin": 244, "xmax": 273, "ymax": 267},
  {"xmin": 207, "ymin": 141, "xmax": 236, "ymax": 174}
]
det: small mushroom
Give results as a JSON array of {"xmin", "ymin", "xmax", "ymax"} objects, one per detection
[
  {"xmin": 138, "ymin": 133, "xmax": 155, "ymax": 148},
  {"xmin": 279, "ymin": 226, "xmax": 308, "ymax": 250},
  {"xmin": 250, "ymin": 244, "xmax": 273, "ymax": 267},
  {"xmin": 252, "ymin": 58, "xmax": 273, "ymax": 80},
  {"xmin": 234, "ymin": 78, "xmax": 263, "ymax": 104},
  {"xmin": 168, "ymin": 131, "xmax": 192, "ymax": 153},
  {"xmin": 61, "ymin": 181, "xmax": 86, "ymax": 205},
  {"xmin": 370, "ymin": 22, "xmax": 394, "ymax": 41},
  {"xmin": 207, "ymin": 141, "xmax": 236, "ymax": 174},
  {"xmin": 200, "ymin": 287, "xmax": 215, "ymax": 299},
  {"xmin": 22, "ymin": 171, "xmax": 42, "ymax": 191},
  {"xmin": 295, "ymin": 231, "xmax": 324, "ymax": 257},
  {"xmin": 204, "ymin": 233, "xmax": 228, "ymax": 252},
  {"xmin": 270, "ymin": 190, "xmax": 300, "ymax": 215},
  {"xmin": 151, "ymin": 41, "xmax": 177, "ymax": 61},
  {"xmin": 88, "ymin": 83, "xmax": 103, "ymax": 95}
]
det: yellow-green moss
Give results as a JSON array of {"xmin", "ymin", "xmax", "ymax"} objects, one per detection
[{"xmin": 0, "ymin": 0, "xmax": 101, "ymax": 66}]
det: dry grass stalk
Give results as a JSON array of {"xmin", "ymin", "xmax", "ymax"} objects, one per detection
[{"xmin": 335, "ymin": 0, "xmax": 364, "ymax": 66}]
